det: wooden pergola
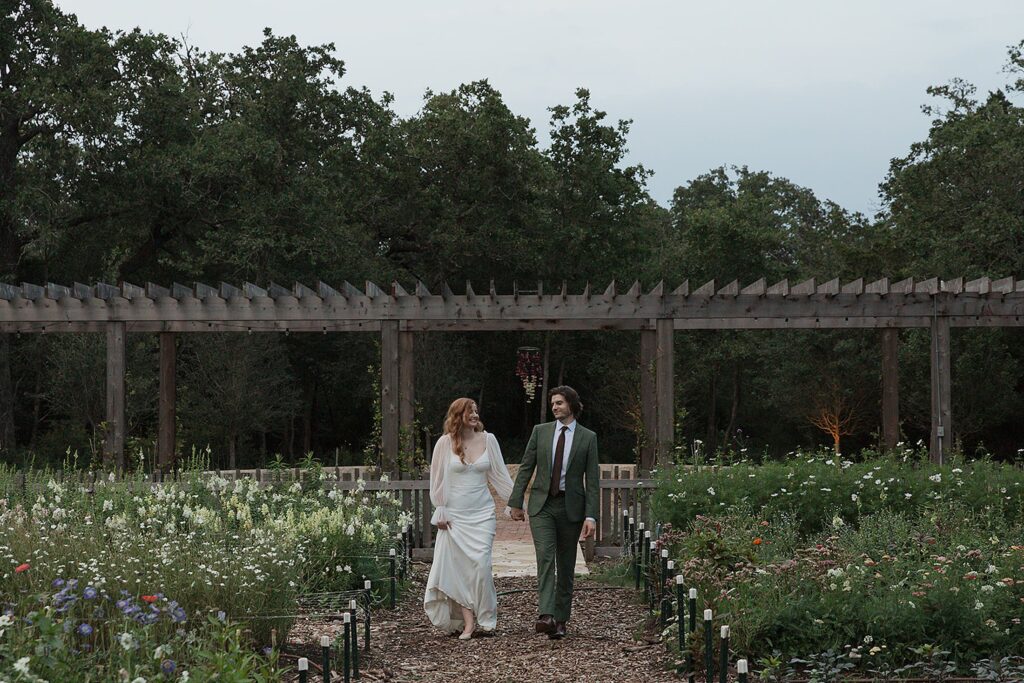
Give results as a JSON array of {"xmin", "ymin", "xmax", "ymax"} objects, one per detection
[{"xmin": 2, "ymin": 276, "xmax": 1021, "ymax": 468}]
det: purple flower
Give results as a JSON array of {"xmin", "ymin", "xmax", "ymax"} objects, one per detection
[
  {"xmin": 76, "ymin": 622, "xmax": 93, "ymax": 637},
  {"xmin": 170, "ymin": 607, "xmax": 187, "ymax": 623},
  {"xmin": 83, "ymin": 586, "xmax": 98, "ymax": 600},
  {"xmin": 115, "ymin": 599, "xmax": 129, "ymax": 610},
  {"xmin": 52, "ymin": 578, "xmax": 66, "ymax": 588},
  {"xmin": 160, "ymin": 659, "xmax": 177, "ymax": 676},
  {"xmin": 217, "ymin": 610, "xmax": 226, "ymax": 622}
]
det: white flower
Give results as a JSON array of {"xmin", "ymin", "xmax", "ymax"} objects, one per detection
[
  {"xmin": 929, "ymin": 474, "xmax": 941, "ymax": 483},
  {"xmin": 851, "ymin": 493, "xmax": 859, "ymax": 502},
  {"xmin": 119, "ymin": 632, "xmax": 136, "ymax": 650},
  {"xmin": 707, "ymin": 487, "xmax": 715, "ymax": 496},
  {"xmin": 904, "ymin": 493, "xmax": 912, "ymax": 499},
  {"xmin": 975, "ymin": 601, "xmax": 985, "ymax": 610},
  {"xmin": 863, "ymin": 635, "xmax": 873, "ymax": 644},
  {"xmin": 103, "ymin": 499, "xmax": 114, "ymax": 512},
  {"xmin": 14, "ymin": 657, "xmax": 31, "ymax": 675},
  {"xmin": 131, "ymin": 678, "xmax": 147, "ymax": 683},
  {"xmin": 981, "ymin": 585, "xmax": 994, "ymax": 593},
  {"xmin": 0, "ymin": 614, "xmax": 13, "ymax": 627}
]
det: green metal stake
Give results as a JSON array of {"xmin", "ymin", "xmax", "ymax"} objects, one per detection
[
  {"xmin": 632, "ymin": 519, "xmax": 640, "ymax": 589},
  {"xmin": 675, "ymin": 573, "xmax": 685, "ymax": 676},
  {"xmin": 298, "ymin": 657, "xmax": 309, "ymax": 683},
  {"xmin": 321, "ymin": 635, "xmax": 331, "ymax": 683},
  {"xmin": 363, "ymin": 580, "xmax": 372, "ymax": 651},
  {"xmin": 389, "ymin": 548, "xmax": 397, "ymax": 609},
  {"xmin": 662, "ymin": 560, "xmax": 675, "ymax": 627},
  {"xmin": 648, "ymin": 541, "xmax": 657, "ymax": 612},
  {"xmin": 688, "ymin": 589, "xmax": 697, "ymax": 683},
  {"xmin": 704, "ymin": 610, "xmax": 714, "ymax": 683},
  {"xmin": 342, "ymin": 614, "xmax": 351, "ymax": 683},
  {"xmin": 720, "ymin": 625, "xmax": 730, "ymax": 683},
  {"xmin": 737, "ymin": 658, "xmax": 749, "ymax": 683},
  {"xmin": 349, "ymin": 599, "xmax": 360, "ymax": 679},
  {"xmin": 659, "ymin": 549, "xmax": 669, "ymax": 621},
  {"xmin": 622, "ymin": 508, "xmax": 629, "ymax": 551}
]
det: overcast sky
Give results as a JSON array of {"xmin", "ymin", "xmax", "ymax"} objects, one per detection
[{"xmin": 59, "ymin": 1, "xmax": 1024, "ymax": 216}]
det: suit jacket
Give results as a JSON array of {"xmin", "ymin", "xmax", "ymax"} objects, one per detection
[{"xmin": 508, "ymin": 421, "xmax": 600, "ymax": 524}]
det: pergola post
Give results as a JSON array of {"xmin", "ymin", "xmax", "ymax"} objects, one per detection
[
  {"xmin": 639, "ymin": 329, "xmax": 657, "ymax": 472},
  {"xmin": 881, "ymin": 328, "xmax": 899, "ymax": 450},
  {"xmin": 104, "ymin": 321, "xmax": 126, "ymax": 470},
  {"xmin": 929, "ymin": 314, "xmax": 952, "ymax": 463},
  {"xmin": 381, "ymin": 321, "xmax": 400, "ymax": 472},
  {"xmin": 398, "ymin": 330, "xmax": 415, "ymax": 464},
  {"xmin": 655, "ymin": 318, "xmax": 675, "ymax": 468},
  {"xmin": 157, "ymin": 332, "xmax": 176, "ymax": 472}
]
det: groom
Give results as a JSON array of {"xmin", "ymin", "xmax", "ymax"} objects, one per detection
[{"xmin": 509, "ymin": 385, "xmax": 599, "ymax": 640}]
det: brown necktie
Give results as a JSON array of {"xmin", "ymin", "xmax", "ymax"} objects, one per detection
[{"xmin": 550, "ymin": 425, "xmax": 568, "ymax": 497}]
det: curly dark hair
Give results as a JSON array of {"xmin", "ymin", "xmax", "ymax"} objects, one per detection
[{"xmin": 548, "ymin": 385, "xmax": 583, "ymax": 417}]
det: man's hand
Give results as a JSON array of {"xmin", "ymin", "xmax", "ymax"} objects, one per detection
[
  {"xmin": 436, "ymin": 520, "xmax": 451, "ymax": 531},
  {"xmin": 579, "ymin": 519, "xmax": 596, "ymax": 541},
  {"xmin": 510, "ymin": 507, "xmax": 526, "ymax": 521}
]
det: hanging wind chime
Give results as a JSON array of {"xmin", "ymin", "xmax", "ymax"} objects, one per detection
[{"xmin": 515, "ymin": 346, "xmax": 542, "ymax": 402}]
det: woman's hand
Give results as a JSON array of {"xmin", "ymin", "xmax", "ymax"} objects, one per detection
[{"xmin": 436, "ymin": 520, "xmax": 452, "ymax": 531}]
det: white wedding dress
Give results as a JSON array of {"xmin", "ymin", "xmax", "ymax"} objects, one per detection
[{"xmin": 424, "ymin": 432, "xmax": 515, "ymax": 633}]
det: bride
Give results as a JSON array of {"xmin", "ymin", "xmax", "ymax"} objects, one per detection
[{"xmin": 424, "ymin": 398, "xmax": 516, "ymax": 639}]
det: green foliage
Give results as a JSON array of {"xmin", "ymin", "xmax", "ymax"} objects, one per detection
[{"xmin": 651, "ymin": 452, "xmax": 1024, "ymax": 673}]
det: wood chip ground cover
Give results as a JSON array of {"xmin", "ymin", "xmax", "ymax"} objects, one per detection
[{"xmin": 288, "ymin": 562, "xmax": 678, "ymax": 682}]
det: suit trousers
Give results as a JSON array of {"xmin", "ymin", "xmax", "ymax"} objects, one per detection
[{"xmin": 529, "ymin": 494, "xmax": 583, "ymax": 622}]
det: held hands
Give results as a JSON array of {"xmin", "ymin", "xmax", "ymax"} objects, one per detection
[
  {"xmin": 579, "ymin": 519, "xmax": 596, "ymax": 542},
  {"xmin": 510, "ymin": 507, "xmax": 526, "ymax": 521},
  {"xmin": 436, "ymin": 520, "xmax": 452, "ymax": 531}
]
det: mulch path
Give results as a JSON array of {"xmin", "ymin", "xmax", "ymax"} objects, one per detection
[{"xmin": 287, "ymin": 560, "xmax": 679, "ymax": 682}]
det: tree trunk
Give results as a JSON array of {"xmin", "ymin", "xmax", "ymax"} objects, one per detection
[
  {"xmin": 302, "ymin": 375, "xmax": 315, "ymax": 455},
  {"xmin": 724, "ymin": 364, "xmax": 741, "ymax": 447},
  {"xmin": 228, "ymin": 435, "xmax": 237, "ymax": 469},
  {"xmin": 0, "ymin": 336, "xmax": 15, "ymax": 453},
  {"xmin": 29, "ymin": 358, "xmax": 43, "ymax": 451},
  {"xmin": 539, "ymin": 333, "xmax": 551, "ymax": 424},
  {"xmin": 705, "ymin": 363, "xmax": 719, "ymax": 455}
]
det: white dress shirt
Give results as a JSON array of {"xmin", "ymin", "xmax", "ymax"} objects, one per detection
[
  {"xmin": 551, "ymin": 420, "xmax": 575, "ymax": 492},
  {"xmin": 551, "ymin": 419, "xmax": 595, "ymax": 524}
]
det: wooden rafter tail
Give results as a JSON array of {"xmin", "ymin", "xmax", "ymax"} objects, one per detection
[
  {"xmin": 390, "ymin": 281, "xmax": 409, "ymax": 297},
  {"xmin": 95, "ymin": 282, "xmax": 121, "ymax": 300},
  {"xmin": 0, "ymin": 283, "xmax": 21, "ymax": 300},
  {"xmin": 890, "ymin": 277, "xmax": 914, "ymax": 294},
  {"xmin": 581, "ymin": 282, "xmax": 591, "ymax": 300},
  {"xmin": 364, "ymin": 281, "xmax": 386, "ymax": 298},
  {"xmin": 626, "ymin": 281, "xmax": 641, "ymax": 297},
  {"xmin": 992, "ymin": 276, "xmax": 1015, "ymax": 294},
  {"xmin": 649, "ymin": 280, "xmax": 665, "ymax": 296},
  {"xmin": 817, "ymin": 278, "xmax": 840, "ymax": 296},
  {"xmin": 671, "ymin": 280, "xmax": 689, "ymax": 296},
  {"xmin": 864, "ymin": 277, "xmax": 888, "ymax": 295},
  {"xmin": 292, "ymin": 282, "xmax": 318, "ymax": 299},
  {"xmin": 840, "ymin": 278, "xmax": 864, "ymax": 295},
  {"xmin": 46, "ymin": 283, "xmax": 71, "ymax": 300},
  {"xmin": 560, "ymin": 281, "xmax": 568, "ymax": 299},
  {"xmin": 267, "ymin": 282, "xmax": 291, "ymax": 299},
  {"xmin": 414, "ymin": 280, "xmax": 431, "ymax": 297},
  {"xmin": 790, "ymin": 278, "xmax": 815, "ymax": 296},
  {"xmin": 766, "ymin": 279, "xmax": 789, "ymax": 296},
  {"xmin": 465, "ymin": 281, "xmax": 475, "ymax": 298},
  {"xmin": 489, "ymin": 280, "xmax": 497, "ymax": 298},
  {"xmin": 537, "ymin": 281, "xmax": 543, "ymax": 297},
  {"xmin": 603, "ymin": 280, "xmax": 617, "ymax": 298},
  {"xmin": 73, "ymin": 282, "xmax": 94, "ymax": 299},
  {"xmin": 316, "ymin": 281, "xmax": 339, "ymax": 298},
  {"xmin": 717, "ymin": 280, "xmax": 739, "ymax": 297},
  {"xmin": 941, "ymin": 277, "xmax": 963, "ymax": 294},
  {"xmin": 194, "ymin": 282, "xmax": 218, "ymax": 300},
  {"xmin": 965, "ymin": 276, "xmax": 990, "ymax": 294},
  {"xmin": 219, "ymin": 282, "xmax": 242, "ymax": 299},
  {"xmin": 340, "ymin": 281, "xmax": 362, "ymax": 299},
  {"xmin": 740, "ymin": 278, "xmax": 766, "ymax": 296},
  {"xmin": 147, "ymin": 282, "xmax": 171, "ymax": 299},
  {"xmin": 171, "ymin": 282, "xmax": 194, "ymax": 300},
  {"xmin": 692, "ymin": 279, "xmax": 715, "ymax": 297},
  {"xmin": 441, "ymin": 281, "xmax": 454, "ymax": 300},
  {"xmin": 121, "ymin": 282, "xmax": 145, "ymax": 300},
  {"xmin": 914, "ymin": 277, "xmax": 938, "ymax": 295},
  {"xmin": 19, "ymin": 282, "xmax": 44, "ymax": 300}
]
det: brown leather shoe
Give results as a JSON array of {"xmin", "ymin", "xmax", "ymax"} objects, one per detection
[
  {"xmin": 548, "ymin": 621, "xmax": 567, "ymax": 640},
  {"xmin": 534, "ymin": 614, "xmax": 556, "ymax": 634}
]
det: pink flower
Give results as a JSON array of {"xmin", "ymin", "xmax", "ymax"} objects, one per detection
[{"xmin": 14, "ymin": 563, "xmax": 29, "ymax": 573}]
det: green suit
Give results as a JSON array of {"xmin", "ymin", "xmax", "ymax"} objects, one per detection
[{"xmin": 509, "ymin": 420, "xmax": 599, "ymax": 622}]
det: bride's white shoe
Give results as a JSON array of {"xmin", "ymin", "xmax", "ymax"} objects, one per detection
[{"xmin": 458, "ymin": 630, "xmax": 473, "ymax": 640}]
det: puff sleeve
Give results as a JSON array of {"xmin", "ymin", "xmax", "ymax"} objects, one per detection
[
  {"xmin": 486, "ymin": 432, "xmax": 515, "ymax": 518},
  {"xmin": 429, "ymin": 435, "xmax": 450, "ymax": 525}
]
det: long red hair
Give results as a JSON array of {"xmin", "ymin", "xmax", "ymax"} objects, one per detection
[{"xmin": 444, "ymin": 398, "xmax": 484, "ymax": 464}]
